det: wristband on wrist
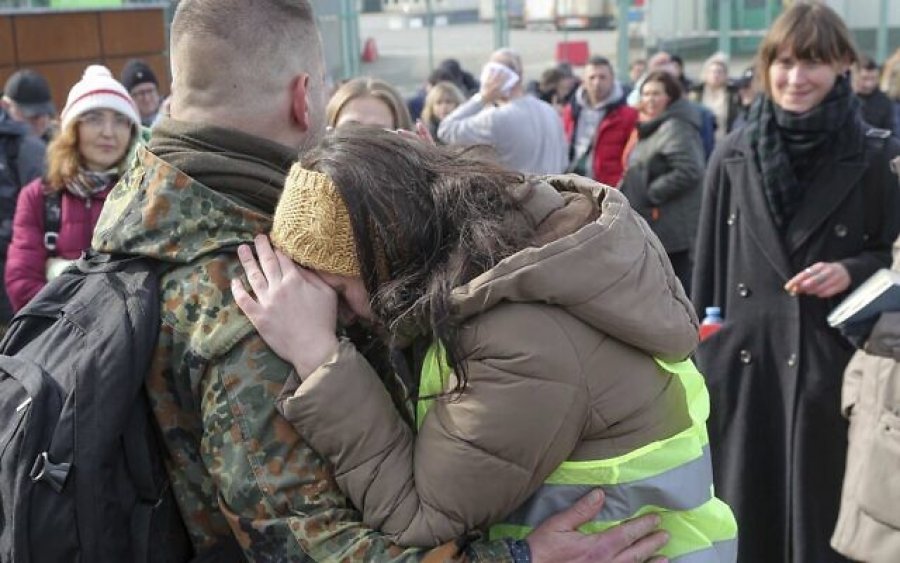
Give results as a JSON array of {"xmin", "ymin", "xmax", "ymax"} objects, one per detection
[{"xmin": 504, "ymin": 538, "xmax": 532, "ymax": 563}]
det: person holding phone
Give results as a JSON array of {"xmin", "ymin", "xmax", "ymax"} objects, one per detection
[{"xmin": 437, "ymin": 48, "xmax": 568, "ymax": 175}]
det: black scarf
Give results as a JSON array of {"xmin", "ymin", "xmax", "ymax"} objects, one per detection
[
  {"xmin": 148, "ymin": 118, "xmax": 298, "ymax": 215},
  {"xmin": 747, "ymin": 75, "xmax": 859, "ymax": 230}
]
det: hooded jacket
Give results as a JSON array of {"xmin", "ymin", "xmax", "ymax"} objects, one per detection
[
  {"xmin": 562, "ymin": 83, "xmax": 638, "ymax": 186},
  {"xmin": 620, "ymin": 98, "xmax": 705, "ymax": 254},
  {"xmin": 280, "ymin": 176, "xmax": 700, "ymax": 546},
  {"xmin": 5, "ymin": 178, "xmax": 111, "ymax": 312},
  {"xmin": 0, "ymin": 111, "xmax": 46, "ymax": 322},
  {"xmin": 90, "ymin": 143, "xmax": 514, "ymax": 562}
]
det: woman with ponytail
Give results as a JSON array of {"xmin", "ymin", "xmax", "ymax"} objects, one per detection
[
  {"xmin": 5, "ymin": 65, "xmax": 140, "ymax": 311},
  {"xmin": 232, "ymin": 126, "xmax": 738, "ymax": 561},
  {"xmin": 692, "ymin": 3, "xmax": 900, "ymax": 562}
]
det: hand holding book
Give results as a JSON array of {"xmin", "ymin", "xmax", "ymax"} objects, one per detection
[{"xmin": 828, "ymin": 268, "xmax": 900, "ymax": 345}]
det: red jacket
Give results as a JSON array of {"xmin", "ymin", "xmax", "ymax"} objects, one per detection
[
  {"xmin": 5, "ymin": 177, "xmax": 111, "ymax": 312},
  {"xmin": 562, "ymin": 96, "xmax": 638, "ymax": 187}
]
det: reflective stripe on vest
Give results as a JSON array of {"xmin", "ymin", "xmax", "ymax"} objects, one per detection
[{"xmin": 417, "ymin": 347, "xmax": 738, "ymax": 562}]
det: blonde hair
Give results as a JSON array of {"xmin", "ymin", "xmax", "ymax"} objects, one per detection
[
  {"xmin": 45, "ymin": 122, "xmax": 81, "ymax": 191},
  {"xmin": 45, "ymin": 120, "xmax": 134, "ymax": 191},
  {"xmin": 882, "ymin": 48, "xmax": 900, "ymax": 99},
  {"xmin": 755, "ymin": 2, "xmax": 858, "ymax": 97},
  {"xmin": 326, "ymin": 77, "xmax": 413, "ymax": 131},
  {"xmin": 421, "ymin": 81, "xmax": 465, "ymax": 125}
]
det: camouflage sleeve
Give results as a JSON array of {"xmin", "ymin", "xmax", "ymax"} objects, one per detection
[{"xmin": 199, "ymin": 334, "xmax": 514, "ymax": 562}]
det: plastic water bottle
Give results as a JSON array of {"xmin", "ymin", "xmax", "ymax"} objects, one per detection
[{"xmin": 699, "ymin": 306, "xmax": 724, "ymax": 342}]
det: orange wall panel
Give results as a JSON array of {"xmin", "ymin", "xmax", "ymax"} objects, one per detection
[
  {"xmin": 100, "ymin": 9, "xmax": 166, "ymax": 56},
  {"xmin": 0, "ymin": 8, "xmax": 167, "ymax": 118},
  {"xmin": 0, "ymin": 18, "xmax": 15, "ymax": 67},
  {"xmin": 15, "ymin": 13, "xmax": 102, "ymax": 64}
]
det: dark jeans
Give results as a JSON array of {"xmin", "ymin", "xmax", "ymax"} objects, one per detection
[{"xmin": 668, "ymin": 250, "xmax": 692, "ymax": 297}]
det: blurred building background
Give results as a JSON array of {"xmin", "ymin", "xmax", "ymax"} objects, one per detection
[{"xmin": 1, "ymin": 0, "xmax": 897, "ymax": 96}]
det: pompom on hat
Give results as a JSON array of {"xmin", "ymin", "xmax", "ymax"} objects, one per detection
[
  {"xmin": 271, "ymin": 164, "xmax": 361, "ymax": 278},
  {"xmin": 60, "ymin": 65, "xmax": 140, "ymax": 131}
]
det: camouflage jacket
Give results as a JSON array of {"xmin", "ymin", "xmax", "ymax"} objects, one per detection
[{"xmin": 91, "ymin": 146, "xmax": 513, "ymax": 562}]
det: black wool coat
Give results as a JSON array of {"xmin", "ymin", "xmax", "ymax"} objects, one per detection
[{"xmin": 691, "ymin": 118, "xmax": 900, "ymax": 563}]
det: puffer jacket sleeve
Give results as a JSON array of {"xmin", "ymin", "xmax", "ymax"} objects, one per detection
[
  {"xmin": 280, "ymin": 307, "xmax": 591, "ymax": 547},
  {"xmin": 5, "ymin": 178, "xmax": 48, "ymax": 312}
]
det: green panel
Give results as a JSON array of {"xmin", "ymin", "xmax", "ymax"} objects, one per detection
[
  {"xmin": 708, "ymin": 0, "xmax": 782, "ymax": 30},
  {"xmin": 50, "ymin": 0, "xmax": 121, "ymax": 6}
]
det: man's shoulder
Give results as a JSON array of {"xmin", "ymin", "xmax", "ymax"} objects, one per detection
[
  {"xmin": 608, "ymin": 101, "xmax": 638, "ymax": 121},
  {"xmin": 17, "ymin": 133, "xmax": 46, "ymax": 155},
  {"xmin": 513, "ymin": 96, "xmax": 560, "ymax": 121},
  {"xmin": 161, "ymin": 252, "xmax": 256, "ymax": 362}
]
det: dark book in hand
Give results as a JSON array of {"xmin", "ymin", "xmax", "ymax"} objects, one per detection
[{"xmin": 828, "ymin": 269, "xmax": 900, "ymax": 339}]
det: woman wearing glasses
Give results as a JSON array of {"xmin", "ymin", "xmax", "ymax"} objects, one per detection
[{"xmin": 5, "ymin": 65, "xmax": 140, "ymax": 312}]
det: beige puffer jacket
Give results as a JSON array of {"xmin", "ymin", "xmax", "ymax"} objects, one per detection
[
  {"xmin": 280, "ymin": 176, "xmax": 699, "ymax": 547},
  {"xmin": 832, "ymin": 236, "xmax": 900, "ymax": 563}
]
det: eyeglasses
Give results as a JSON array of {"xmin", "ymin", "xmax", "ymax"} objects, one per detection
[
  {"xmin": 130, "ymin": 85, "xmax": 158, "ymax": 98},
  {"xmin": 77, "ymin": 111, "xmax": 132, "ymax": 132}
]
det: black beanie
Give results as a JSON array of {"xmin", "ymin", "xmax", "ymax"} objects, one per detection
[{"xmin": 120, "ymin": 59, "xmax": 158, "ymax": 92}]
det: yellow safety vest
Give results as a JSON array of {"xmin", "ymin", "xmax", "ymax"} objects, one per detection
[{"xmin": 417, "ymin": 345, "xmax": 738, "ymax": 562}]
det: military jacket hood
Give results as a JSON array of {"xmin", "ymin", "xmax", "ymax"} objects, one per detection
[{"xmin": 93, "ymin": 145, "xmax": 271, "ymax": 263}]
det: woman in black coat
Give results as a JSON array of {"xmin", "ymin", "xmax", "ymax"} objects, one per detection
[{"xmin": 691, "ymin": 4, "xmax": 900, "ymax": 563}]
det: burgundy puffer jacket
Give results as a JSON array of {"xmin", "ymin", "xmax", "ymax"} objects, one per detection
[{"xmin": 4, "ymin": 177, "xmax": 111, "ymax": 312}]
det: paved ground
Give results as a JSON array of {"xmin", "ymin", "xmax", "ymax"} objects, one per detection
[{"xmin": 356, "ymin": 13, "xmax": 754, "ymax": 97}]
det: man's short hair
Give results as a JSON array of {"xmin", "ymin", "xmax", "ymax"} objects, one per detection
[
  {"xmin": 586, "ymin": 56, "xmax": 613, "ymax": 71},
  {"xmin": 857, "ymin": 55, "xmax": 879, "ymax": 72},
  {"xmin": 170, "ymin": 0, "xmax": 321, "ymax": 112},
  {"xmin": 492, "ymin": 48, "xmax": 523, "ymax": 77},
  {"xmin": 172, "ymin": 0, "xmax": 317, "ymax": 75}
]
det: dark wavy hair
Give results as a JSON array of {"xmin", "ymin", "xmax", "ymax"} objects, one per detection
[
  {"xmin": 640, "ymin": 69, "xmax": 683, "ymax": 102},
  {"xmin": 299, "ymin": 127, "xmax": 534, "ymax": 392}
]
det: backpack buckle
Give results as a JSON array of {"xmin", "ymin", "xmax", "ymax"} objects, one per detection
[
  {"xmin": 30, "ymin": 451, "xmax": 71, "ymax": 493},
  {"xmin": 43, "ymin": 231, "xmax": 58, "ymax": 253}
]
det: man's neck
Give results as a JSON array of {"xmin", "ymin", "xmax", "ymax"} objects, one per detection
[{"xmin": 172, "ymin": 105, "xmax": 299, "ymax": 151}]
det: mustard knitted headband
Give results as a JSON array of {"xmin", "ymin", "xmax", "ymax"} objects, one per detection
[{"xmin": 271, "ymin": 164, "xmax": 361, "ymax": 278}]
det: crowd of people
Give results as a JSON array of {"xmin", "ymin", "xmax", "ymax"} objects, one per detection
[{"xmin": 1, "ymin": 0, "xmax": 899, "ymax": 562}]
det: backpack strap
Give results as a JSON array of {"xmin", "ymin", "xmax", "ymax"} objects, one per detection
[
  {"xmin": 4, "ymin": 132, "xmax": 21, "ymax": 189},
  {"xmin": 43, "ymin": 191, "xmax": 62, "ymax": 257}
]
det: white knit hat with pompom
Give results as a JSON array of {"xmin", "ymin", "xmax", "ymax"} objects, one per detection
[{"xmin": 60, "ymin": 65, "xmax": 140, "ymax": 130}]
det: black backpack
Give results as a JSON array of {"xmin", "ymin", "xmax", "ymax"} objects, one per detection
[{"xmin": 0, "ymin": 252, "xmax": 194, "ymax": 562}]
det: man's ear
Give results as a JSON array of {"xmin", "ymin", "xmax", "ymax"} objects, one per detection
[{"xmin": 290, "ymin": 73, "xmax": 311, "ymax": 132}]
